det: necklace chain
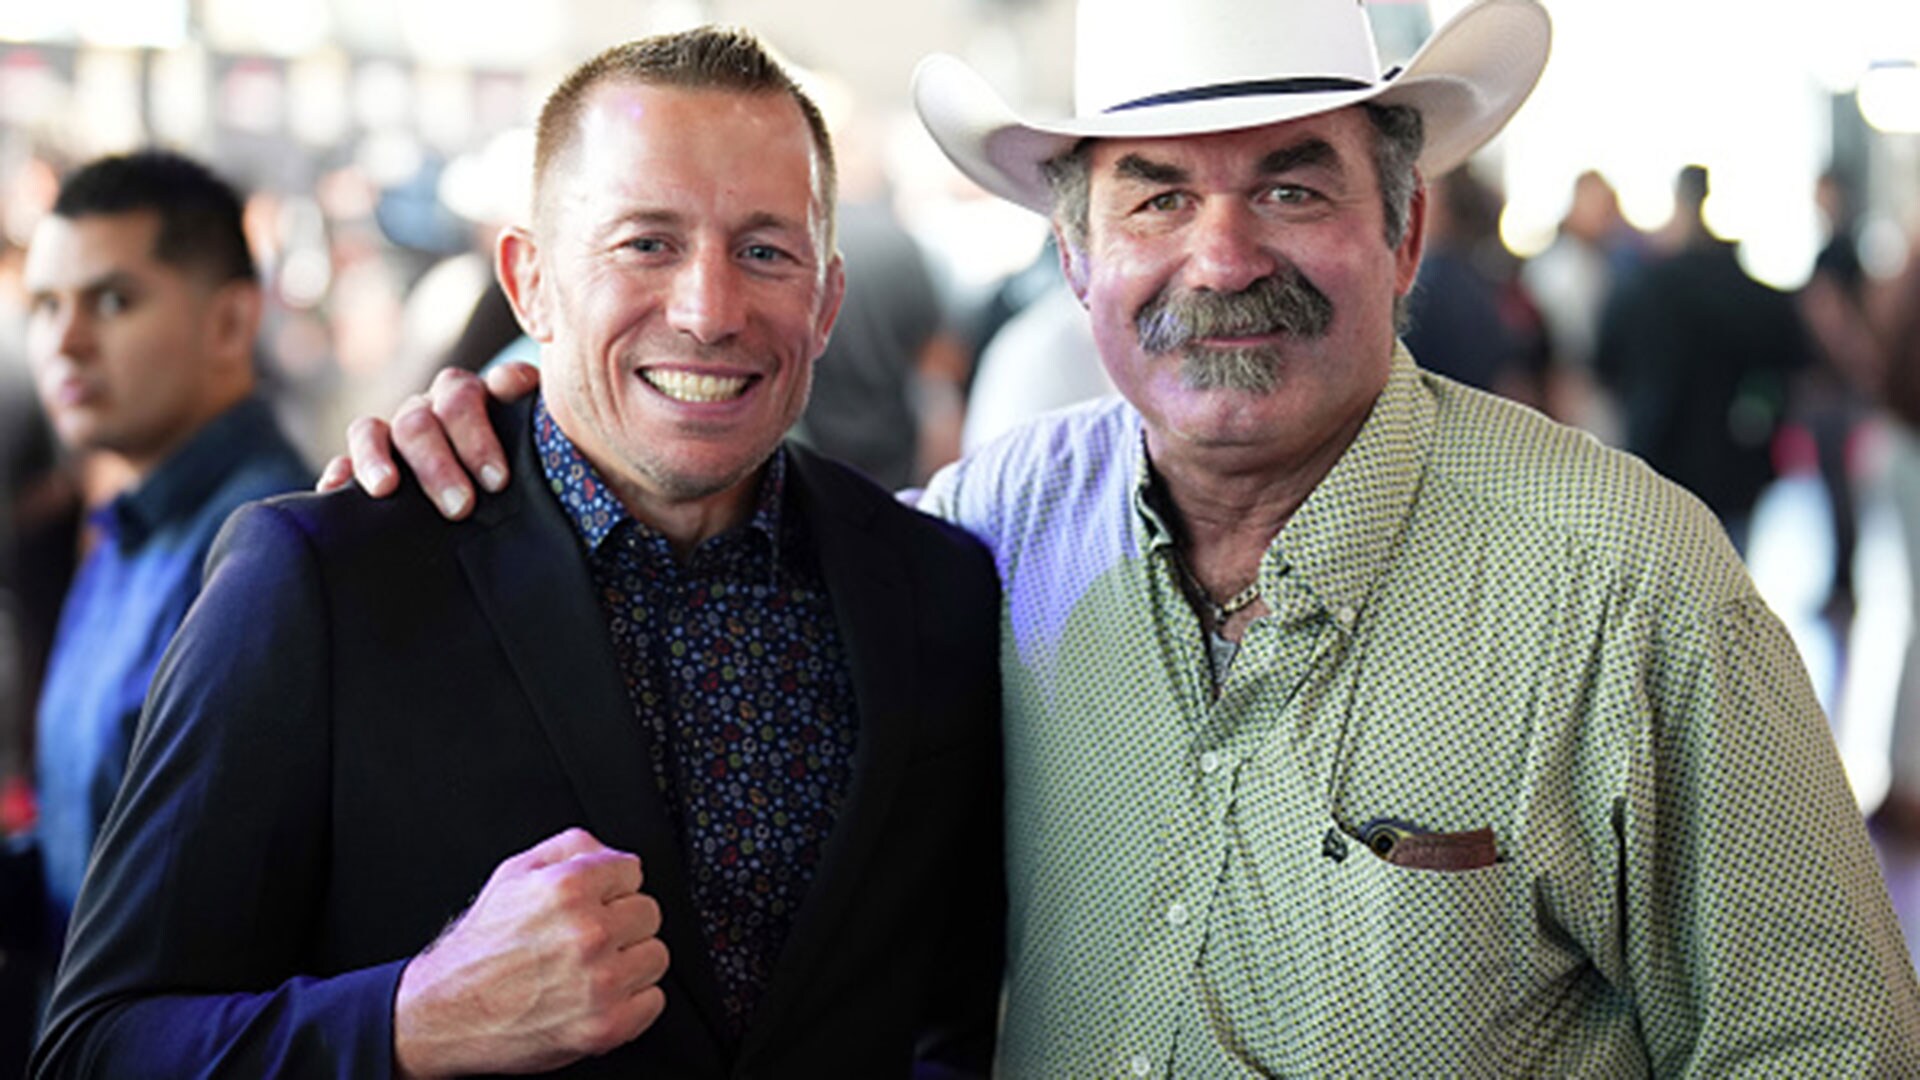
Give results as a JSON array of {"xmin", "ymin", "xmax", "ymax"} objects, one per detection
[
  {"xmin": 1211, "ymin": 580, "xmax": 1263, "ymax": 619},
  {"xmin": 1173, "ymin": 549, "xmax": 1260, "ymax": 624}
]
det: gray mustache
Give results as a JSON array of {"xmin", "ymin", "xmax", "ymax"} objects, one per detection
[{"xmin": 1135, "ymin": 270, "xmax": 1335, "ymax": 353}]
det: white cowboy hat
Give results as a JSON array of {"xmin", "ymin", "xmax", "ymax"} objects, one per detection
[{"xmin": 912, "ymin": 0, "xmax": 1551, "ymax": 213}]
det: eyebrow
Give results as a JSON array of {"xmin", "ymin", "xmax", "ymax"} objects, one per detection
[
  {"xmin": 1109, "ymin": 138, "xmax": 1345, "ymax": 189},
  {"xmin": 1112, "ymin": 154, "xmax": 1188, "ymax": 186},
  {"xmin": 602, "ymin": 209, "xmax": 686, "ymax": 236},
  {"xmin": 1258, "ymin": 139, "xmax": 1340, "ymax": 176},
  {"xmin": 738, "ymin": 210, "xmax": 811, "ymax": 240}
]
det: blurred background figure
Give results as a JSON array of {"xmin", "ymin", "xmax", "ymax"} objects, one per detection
[
  {"xmin": 14, "ymin": 152, "xmax": 311, "ymax": 1058},
  {"xmin": 1832, "ymin": 235, "xmax": 1920, "ymax": 849},
  {"xmin": 1751, "ymin": 165, "xmax": 1884, "ymax": 715},
  {"xmin": 1522, "ymin": 169, "xmax": 1644, "ymax": 443},
  {"xmin": 0, "ymin": 233, "xmax": 57, "ymax": 801},
  {"xmin": 1596, "ymin": 164, "xmax": 1813, "ymax": 552},
  {"xmin": 1872, "ymin": 257, "xmax": 1920, "ymax": 844},
  {"xmin": 1403, "ymin": 166, "xmax": 1548, "ymax": 408},
  {"xmin": 1794, "ymin": 168, "xmax": 1880, "ymax": 622},
  {"xmin": 795, "ymin": 198, "xmax": 956, "ymax": 488},
  {"xmin": 0, "ymin": 226, "xmax": 71, "ymax": 1078},
  {"xmin": 959, "ymin": 234, "xmax": 1111, "ymax": 454},
  {"xmin": 793, "ymin": 102, "xmax": 968, "ymax": 489}
]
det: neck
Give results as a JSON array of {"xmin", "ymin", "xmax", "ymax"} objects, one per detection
[{"xmin": 1144, "ymin": 413, "xmax": 1358, "ymax": 590}]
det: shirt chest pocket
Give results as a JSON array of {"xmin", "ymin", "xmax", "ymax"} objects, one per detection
[
  {"xmin": 1313, "ymin": 839, "xmax": 1511, "ymax": 1073},
  {"xmin": 1199, "ymin": 808, "xmax": 1518, "ymax": 1075}
]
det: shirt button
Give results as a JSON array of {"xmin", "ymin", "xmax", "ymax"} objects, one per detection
[
  {"xmin": 1165, "ymin": 901, "xmax": 1189, "ymax": 926},
  {"xmin": 1199, "ymin": 751, "xmax": 1223, "ymax": 774},
  {"xmin": 1334, "ymin": 605, "xmax": 1358, "ymax": 630},
  {"xmin": 1128, "ymin": 1054, "xmax": 1152, "ymax": 1076}
]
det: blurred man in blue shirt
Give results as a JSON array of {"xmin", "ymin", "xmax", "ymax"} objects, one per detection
[{"xmin": 23, "ymin": 151, "xmax": 308, "ymax": 941}]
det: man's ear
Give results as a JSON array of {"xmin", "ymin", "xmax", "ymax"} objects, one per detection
[
  {"xmin": 811, "ymin": 253, "xmax": 847, "ymax": 358},
  {"xmin": 497, "ymin": 225, "xmax": 553, "ymax": 343},
  {"xmin": 1054, "ymin": 222, "xmax": 1091, "ymax": 305},
  {"xmin": 206, "ymin": 280, "xmax": 263, "ymax": 372},
  {"xmin": 1395, "ymin": 176, "xmax": 1429, "ymax": 297}
]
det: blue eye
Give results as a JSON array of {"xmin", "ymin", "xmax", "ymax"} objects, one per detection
[
  {"xmin": 741, "ymin": 244, "xmax": 786, "ymax": 263},
  {"xmin": 624, "ymin": 236, "xmax": 667, "ymax": 254},
  {"xmin": 97, "ymin": 289, "xmax": 129, "ymax": 317}
]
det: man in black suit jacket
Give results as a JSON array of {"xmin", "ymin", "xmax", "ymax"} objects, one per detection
[{"xmin": 33, "ymin": 27, "xmax": 1003, "ymax": 1079}]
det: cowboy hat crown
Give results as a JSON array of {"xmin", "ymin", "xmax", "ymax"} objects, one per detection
[{"xmin": 914, "ymin": 0, "xmax": 1552, "ymax": 213}]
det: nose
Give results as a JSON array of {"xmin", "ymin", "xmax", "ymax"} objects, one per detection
[
  {"xmin": 1184, "ymin": 201, "xmax": 1278, "ymax": 296},
  {"xmin": 665, "ymin": 244, "xmax": 746, "ymax": 346}
]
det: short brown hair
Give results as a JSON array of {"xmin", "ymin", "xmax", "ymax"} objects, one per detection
[{"xmin": 532, "ymin": 27, "xmax": 838, "ymax": 248}]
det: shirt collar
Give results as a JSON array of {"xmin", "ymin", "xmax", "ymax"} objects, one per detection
[
  {"xmin": 532, "ymin": 395, "xmax": 786, "ymax": 559},
  {"xmin": 1129, "ymin": 419, "xmax": 1175, "ymax": 554},
  {"xmin": 1278, "ymin": 343, "xmax": 1434, "ymax": 631},
  {"xmin": 103, "ymin": 396, "xmax": 281, "ymax": 550},
  {"xmin": 1128, "ymin": 343, "xmax": 1435, "ymax": 633}
]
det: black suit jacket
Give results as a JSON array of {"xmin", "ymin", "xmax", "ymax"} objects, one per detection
[{"xmin": 33, "ymin": 399, "xmax": 1005, "ymax": 1078}]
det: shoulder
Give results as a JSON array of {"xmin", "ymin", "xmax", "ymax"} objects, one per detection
[
  {"xmin": 200, "ymin": 484, "xmax": 438, "ymax": 597},
  {"xmin": 1419, "ymin": 374, "xmax": 1749, "ymax": 601},
  {"xmin": 214, "ymin": 414, "xmax": 531, "ymax": 589},
  {"xmin": 252, "ymin": 394, "xmax": 538, "ymax": 549},
  {"xmin": 922, "ymin": 396, "xmax": 1136, "ymax": 538}
]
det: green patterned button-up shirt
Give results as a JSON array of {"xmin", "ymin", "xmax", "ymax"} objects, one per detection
[{"xmin": 920, "ymin": 346, "xmax": 1920, "ymax": 1077}]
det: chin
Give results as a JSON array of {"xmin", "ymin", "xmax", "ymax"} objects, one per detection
[
  {"xmin": 643, "ymin": 453, "xmax": 766, "ymax": 502},
  {"xmin": 53, "ymin": 419, "xmax": 106, "ymax": 453}
]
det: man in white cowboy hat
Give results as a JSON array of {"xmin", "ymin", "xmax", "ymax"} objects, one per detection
[{"xmin": 330, "ymin": 0, "xmax": 1920, "ymax": 1073}]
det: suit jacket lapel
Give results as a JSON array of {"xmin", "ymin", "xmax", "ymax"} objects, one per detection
[
  {"xmin": 743, "ymin": 446, "xmax": 919, "ymax": 1054},
  {"xmin": 454, "ymin": 400, "xmax": 732, "ymax": 1045}
]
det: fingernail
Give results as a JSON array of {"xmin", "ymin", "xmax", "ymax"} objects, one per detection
[
  {"xmin": 367, "ymin": 464, "xmax": 395, "ymax": 490},
  {"xmin": 439, "ymin": 487, "xmax": 471, "ymax": 517},
  {"xmin": 480, "ymin": 465, "xmax": 506, "ymax": 492}
]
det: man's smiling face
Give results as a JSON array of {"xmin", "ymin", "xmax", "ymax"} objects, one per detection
[{"xmin": 523, "ymin": 79, "xmax": 843, "ymax": 511}]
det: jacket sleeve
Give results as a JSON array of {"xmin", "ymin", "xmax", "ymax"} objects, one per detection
[
  {"xmin": 912, "ymin": 532, "xmax": 1007, "ymax": 1078},
  {"xmin": 32, "ymin": 501, "xmax": 405, "ymax": 1080}
]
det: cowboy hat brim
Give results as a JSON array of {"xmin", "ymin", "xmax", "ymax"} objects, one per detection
[{"xmin": 913, "ymin": 0, "xmax": 1551, "ymax": 214}]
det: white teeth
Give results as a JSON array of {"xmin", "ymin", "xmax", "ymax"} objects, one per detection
[{"xmin": 643, "ymin": 369, "xmax": 751, "ymax": 403}]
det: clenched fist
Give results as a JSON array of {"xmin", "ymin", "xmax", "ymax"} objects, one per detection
[{"xmin": 392, "ymin": 827, "xmax": 671, "ymax": 1077}]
